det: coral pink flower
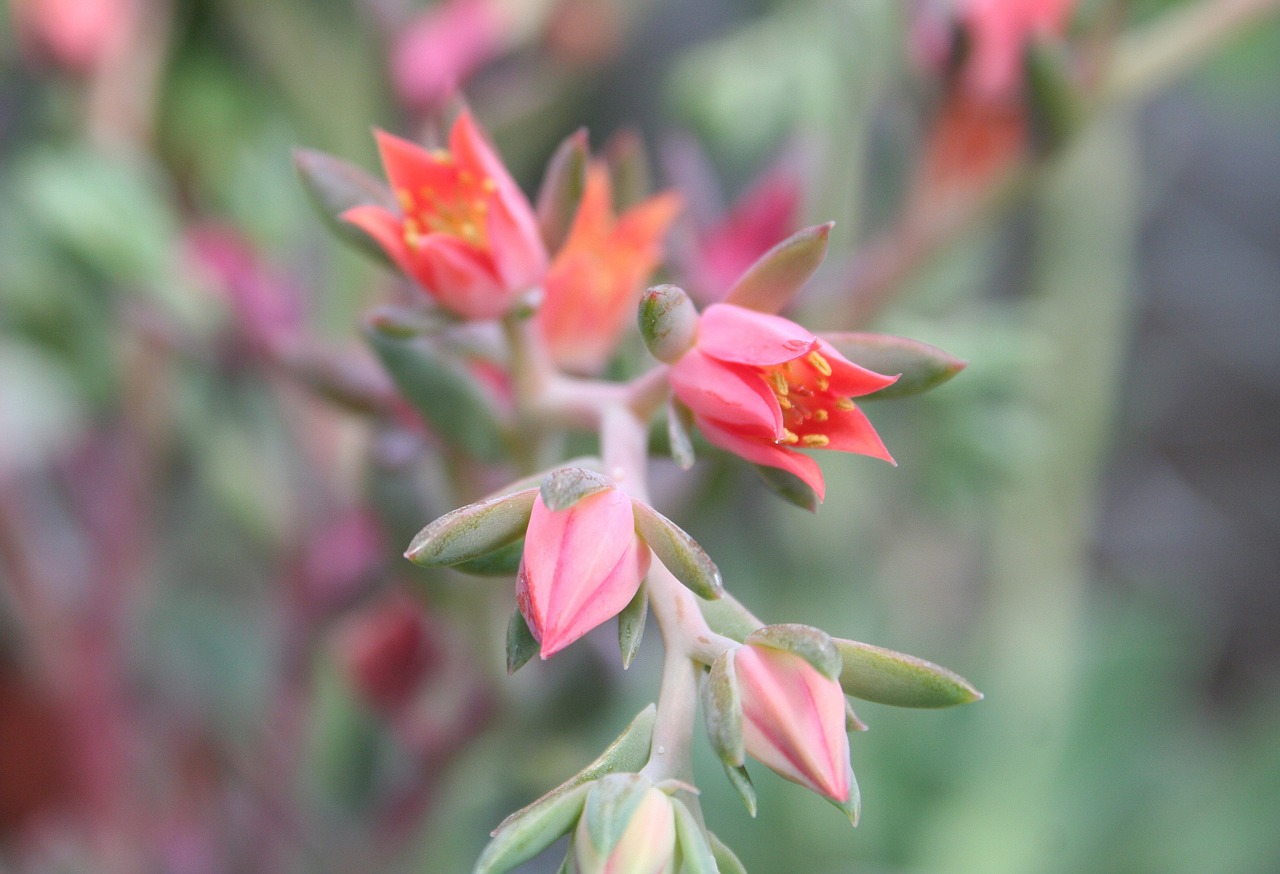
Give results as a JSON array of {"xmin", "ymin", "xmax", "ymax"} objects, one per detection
[
  {"xmin": 537, "ymin": 162, "xmax": 682, "ymax": 374},
  {"xmin": 961, "ymin": 0, "xmax": 1075, "ymax": 100},
  {"xmin": 343, "ymin": 112, "xmax": 548, "ymax": 320},
  {"xmin": 389, "ymin": 0, "xmax": 506, "ymax": 113},
  {"xmin": 517, "ymin": 488, "xmax": 650, "ymax": 659},
  {"xmin": 669, "ymin": 303, "xmax": 896, "ymax": 501},
  {"xmin": 694, "ymin": 169, "xmax": 801, "ymax": 300},
  {"xmin": 734, "ymin": 643, "xmax": 852, "ymax": 801},
  {"xmin": 11, "ymin": 0, "xmax": 133, "ymax": 75}
]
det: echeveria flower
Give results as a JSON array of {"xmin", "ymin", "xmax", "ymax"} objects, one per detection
[
  {"xmin": 669, "ymin": 303, "xmax": 896, "ymax": 501},
  {"xmin": 344, "ymin": 111, "xmax": 548, "ymax": 320},
  {"xmin": 538, "ymin": 162, "xmax": 682, "ymax": 374},
  {"xmin": 574, "ymin": 775, "xmax": 678, "ymax": 874},
  {"xmin": 735, "ymin": 643, "xmax": 852, "ymax": 801},
  {"xmin": 517, "ymin": 486, "xmax": 650, "ymax": 659}
]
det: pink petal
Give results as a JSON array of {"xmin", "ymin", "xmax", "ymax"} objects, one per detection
[
  {"xmin": 816, "ymin": 340, "xmax": 899, "ymax": 397},
  {"xmin": 669, "ymin": 349, "xmax": 781, "ymax": 438},
  {"xmin": 695, "ymin": 417, "xmax": 826, "ymax": 502},
  {"xmin": 414, "ymin": 234, "xmax": 510, "ymax": 318},
  {"xmin": 697, "ymin": 303, "xmax": 815, "ymax": 367},
  {"xmin": 822, "ymin": 404, "xmax": 896, "ymax": 465},
  {"xmin": 373, "ymin": 129, "xmax": 451, "ymax": 198},
  {"xmin": 342, "ymin": 204, "xmax": 414, "ymax": 275}
]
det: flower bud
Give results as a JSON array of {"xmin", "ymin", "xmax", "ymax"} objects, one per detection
[
  {"xmin": 574, "ymin": 774, "xmax": 677, "ymax": 874},
  {"xmin": 734, "ymin": 642, "xmax": 852, "ymax": 802},
  {"xmin": 638, "ymin": 284, "xmax": 698, "ymax": 363}
]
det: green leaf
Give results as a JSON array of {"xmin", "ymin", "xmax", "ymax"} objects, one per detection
[
  {"xmin": 751, "ymin": 463, "xmax": 819, "ymax": 512},
  {"xmin": 617, "ymin": 581, "xmax": 648, "ymax": 669},
  {"xmin": 540, "ymin": 467, "xmax": 613, "ymax": 512},
  {"xmin": 507, "ymin": 608, "xmax": 539, "ymax": 675},
  {"xmin": 703, "ymin": 650, "xmax": 744, "ymax": 766},
  {"xmin": 696, "ymin": 593, "xmax": 763, "ymax": 642},
  {"xmin": 475, "ymin": 782, "xmax": 591, "ymax": 874},
  {"xmin": 536, "ymin": 128, "xmax": 589, "ymax": 253},
  {"xmin": 746, "ymin": 624, "xmax": 842, "ymax": 681},
  {"xmin": 405, "ymin": 489, "xmax": 537, "ymax": 567},
  {"xmin": 492, "ymin": 705, "xmax": 657, "ymax": 834},
  {"xmin": 819, "ymin": 332, "xmax": 966, "ymax": 401},
  {"xmin": 709, "ymin": 832, "xmax": 749, "ymax": 874},
  {"xmin": 722, "ymin": 762, "xmax": 757, "ymax": 818},
  {"xmin": 671, "ymin": 797, "xmax": 719, "ymax": 874},
  {"xmin": 454, "ymin": 538, "xmax": 525, "ymax": 577},
  {"xmin": 834, "ymin": 638, "xmax": 983, "ymax": 708},
  {"xmin": 630, "ymin": 501, "xmax": 723, "ymax": 600},
  {"xmin": 723, "ymin": 223, "xmax": 832, "ymax": 314},
  {"xmin": 366, "ymin": 328, "xmax": 509, "ymax": 460},
  {"xmin": 666, "ymin": 398, "xmax": 696, "ymax": 471},
  {"xmin": 294, "ymin": 148, "xmax": 396, "ymax": 265},
  {"xmin": 364, "ymin": 303, "xmax": 455, "ymax": 339}
]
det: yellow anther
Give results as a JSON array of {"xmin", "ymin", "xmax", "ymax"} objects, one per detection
[
  {"xmin": 781, "ymin": 429, "xmax": 799, "ymax": 445},
  {"xmin": 767, "ymin": 371, "xmax": 789, "ymax": 396},
  {"xmin": 807, "ymin": 351, "xmax": 832, "ymax": 376},
  {"xmin": 430, "ymin": 149, "xmax": 452, "ymax": 162},
  {"xmin": 816, "ymin": 378, "xmax": 829, "ymax": 392},
  {"xmin": 459, "ymin": 170, "xmax": 475, "ymax": 184},
  {"xmin": 813, "ymin": 409, "xmax": 828, "ymax": 422},
  {"xmin": 396, "ymin": 188, "xmax": 413, "ymax": 210},
  {"xmin": 801, "ymin": 434, "xmax": 830, "ymax": 448},
  {"xmin": 778, "ymin": 396, "xmax": 793, "ymax": 410},
  {"xmin": 481, "ymin": 178, "xmax": 497, "ymax": 193},
  {"xmin": 836, "ymin": 397, "xmax": 855, "ymax": 411}
]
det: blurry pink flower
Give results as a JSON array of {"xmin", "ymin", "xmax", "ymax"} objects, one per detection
[
  {"xmin": 694, "ymin": 169, "xmax": 801, "ymax": 300},
  {"xmin": 669, "ymin": 303, "xmax": 896, "ymax": 502},
  {"xmin": 516, "ymin": 487, "xmax": 650, "ymax": 659},
  {"xmin": 734, "ymin": 643, "xmax": 852, "ymax": 801},
  {"xmin": 337, "ymin": 595, "xmax": 442, "ymax": 714},
  {"xmin": 962, "ymin": 0, "xmax": 1075, "ymax": 100},
  {"xmin": 11, "ymin": 0, "xmax": 133, "ymax": 75},
  {"xmin": 344, "ymin": 112, "xmax": 548, "ymax": 320},
  {"xmin": 390, "ymin": 0, "xmax": 506, "ymax": 113},
  {"xmin": 537, "ymin": 161, "xmax": 682, "ymax": 374}
]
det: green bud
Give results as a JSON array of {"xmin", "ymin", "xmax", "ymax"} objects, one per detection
[{"xmin": 639, "ymin": 285, "xmax": 699, "ymax": 364}]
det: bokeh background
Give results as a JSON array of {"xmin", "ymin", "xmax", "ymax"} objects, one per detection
[{"xmin": 2, "ymin": 0, "xmax": 1279, "ymax": 872}]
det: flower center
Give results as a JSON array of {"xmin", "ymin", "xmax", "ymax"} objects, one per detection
[
  {"xmin": 761, "ymin": 350, "xmax": 854, "ymax": 448},
  {"xmin": 397, "ymin": 152, "xmax": 497, "ymax": 251}
]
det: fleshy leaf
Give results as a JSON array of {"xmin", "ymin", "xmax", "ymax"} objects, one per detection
[
  {"xmin": 539, "ymin": 467, "xmax": 614, "ymax": 512},
  {"xmin": 834, "ymin": 639, "xmax": 983, "ymax": 708},
  {"xmin": 365, "ymin": 303, "xmax": 455, "ymax": 339},
  {"xmin": 492, "ymin": 704, "xmax": 657, "ymax": 834},
  {"xmin": 723, "ymin": 223, "xmax": 832, "ymax": 314},
  {"xmin": 475, "ymin": 781, "xmax": 591, "ymax": 874},
  {"xmin": 671, "ymin": 797, "xmax": 718, "ymax": 874},
  {"xmin": 454, "ymin": 538, "xmax": 525, "ymax": 577},
  {"xmin": 536, "ymin": 128, "xmax": 589, "ymax": 253},
  {"xmin": 722, "ymin": 762, "xmax": 757, "ymax": 818},
  {"xmin": 819, "ymin": 332, "xmax": 965, "ymax": 401},
  {"xmin": 745, "ymin": 624, "xmax": 841, "ymax": 681},
  {"xmin": 294, "ymin": 148, "xmax": 396, "ymax": 265},
  {"xmin": 617, "ymin": 581, "xmax": 648, "ymax": 669},
  {"xmin": 507, "ymin": 608, "xmax": 540, "ymax": 675},
  {"xmin": 630, "ymin": 501, "xmax": 723, "ymax": 600},
  {"xmin": 367, "ymin": 328, "xmax": 509, "ymax": 461},
  {"xmin": 405, "ymin": 489, "xmax": 537, "ymax": 567},
  {"xmin": 709, "ymin": 832, "xmax": 749, "ymax": 874},
  {"xmin": 751, "ymin": 463, "xmax": 819, "ymax": 512},
  {"xmin": 697, "ymin": 593, "xmax": 763, "ymax": 642},
  {"xmin": 667, "ymin": 398, "xmax": 696, "ymax": 470},
  {"xmin": 703, "ymin": 650, "xmax": 744, "ymax": 766}
]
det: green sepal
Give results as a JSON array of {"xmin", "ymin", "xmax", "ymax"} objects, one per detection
[
  {"xmin": 671, "ymin": 797, "xmax": 718, "ymax": 874},
  {"xmin": 823, "ymin": 765, "xmax": 861, "ymax": 827},
  {"xmin": 751, "ymin": 464, "xmax": 819, "ymax": 513},
  {"xmin": 536, "ymin": 128, "xmax": 589, "ymax": 253},
  {"xmin": 723, "ymin": 223, "xmax": 832, "ymax": 315},
  {"xmin": 617, "ymin": 581, "xmax": 648, "ymax": 669},
  {"xmin": 630, "ymin": 501, "xmax": 722, "ymax": 600},
  {"xmin": 453, "ymin": 538, "xmax": 525, "ymax": 577},
  {"xmin": 540, "ymin": 467, "xmax": 613, "ymax": 512},
  {"xmin": 697, "ymin": 593, "xmax": 763, "ymax": 643},
  {"xmin": 666, "ymin": 398, "xmax": 696, "ymax": 471},
  {"xmin": 819, "ymin": 332, "xmax": 966, "ymax": 401},
  {"xmin": 745, "ymin": 624, "xmax": 842, "ymax": 681},
  {"xmin": 365, "ymin": 303, "xmax": 455, "ymax": 339},
  {"xmin": 834, "ymin": 639, "xmax": 983, "ymax": 708},
  {"xmin": 474, "ymin": 781, "xmax": 591, "ymax": 874},
  {"xmin": 845, "ymin": 699, "xmax": 868, "ymax": 733},
  {"xmin": 404, "ymin": 489, "xmax": 537, "ymax": 567},
  {"xmin": 1024, "ymin": 39, "xmax": 1082, "ymax": 158},
  {"xmin": 294, "ymin": 148, "xmax": 396, "ymax": 266},
  {"xmin": 485, "ymin": 457, "xmax": 604, "ymax": 500},
  {"xmin": 366, "ymin": 328, "xmax": 509, "ymax": 461},
  {"xmin": 506, "ymin": 608, "xmax": 539, "ymax": 675},
  {"xmin": 579, "ymin": 774, "xmax": 653, "ymax": 861},
  {"xmin": 702, "ymin": 650, "xmax": 744, "ymax": 767},
  {"xmin": 492, "ymin": 704, "xmax": 657, "ymax": 834},
  {"xmin": 722, "ymin": 762, "xmax": 757, "ymax": 818},
  {"xmin": 709, "ymin": 831, "xmax": 749, "ymax": 874}
]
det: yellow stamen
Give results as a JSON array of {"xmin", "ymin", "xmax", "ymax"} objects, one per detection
[
  {"xmin": 397, "ymin": 189, "xmax": 413, "ymax": 210},
  {"xmin": 430, "ymin": 149, "xmax": 452, "ymax": 163},
  {"xmin": 767, "ymin": 371, "xmax": 789, "ymax": 396},
  {"xmin": 816, "ymin": 378, "xmax": 829, "ymax": 392},
  {"xmin": 481, "ymin": 178, "xmax": 497, "ymax": 193},
  {"xmin": 814, "ymin": 409, "xmax": 828, "ymax": 422},
  {"xmin": 836, "ymin": 398, "xmax": 855, "ymax": 411},
  {"xmin": 801, "ymin": 434, "xmax": 830, "ymax": 448},
  {"xmin": 808, "ymin": 351, "xmax": 832, "ymax": 377},
  {"xmin": 781, "ymin": 429, "xmax": 799, "ymax": 445},
  {"xmin": 778, "ymin": 396, "xmax": 792, "ymax": 410}
]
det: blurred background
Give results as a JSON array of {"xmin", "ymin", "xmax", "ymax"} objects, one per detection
[{"xmin": 1, "ymin": 0, "xmax": 1279, "ymax": 872}]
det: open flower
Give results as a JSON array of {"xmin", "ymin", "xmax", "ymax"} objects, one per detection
[
  {"xmin": 669, "ymin": 303, "xmax": 897, "ymax": 501},
  {"xmin": 517, "ymin": 486, "xmax": 650, "ymax": 659},
  {"xmin": 537, "ymin": 162, "xmax": 681, "ymax": 374},
  {"xmin": 343, "ymin": 111, "xmax": 547, "ymax": 320},
  {"xmin": 735, "ymin": 643, "xmax": 852, "ymax": 801}
]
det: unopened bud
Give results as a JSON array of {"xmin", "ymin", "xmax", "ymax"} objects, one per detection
[
  {"xmin": 574, "ymin": 774, "xmax": 677, "ymax": 874},
  {"xmin": 639, "ymin": 285, "xmax": 698, "ymax": 363}
]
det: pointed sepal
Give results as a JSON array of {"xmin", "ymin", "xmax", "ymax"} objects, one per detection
[
  {"xmin": 834, "ymin": 639, "xmax": 983, "ymax": 708},
  {"xmin": 709, "ymin": 832, "xmax": 749, "ymax": 874},
  {"xmin": 671, "ymin": 797, "xmax": 719, "ymax": 874},
  {"xmin": 819, "ymin": 333, "xmax": 965, "ymax": 401},
  {"xmin": 752, "ymin": 463, "xmax": 819, "ymax": 513},
  {"xmin": 824, "ymin": 765, "xmax": 861, "ymax": 827},
  {"xmin": 405, "ymin": 489, "xmax": 538, "ymax": 567},
  {"xmin": 294, "ymin": 148, "xmax": 396, "ymax": 265},
  {"xmin": 617, "ymin": 581, "xmax": 648, "ymax": 669},
  {"xmin": 475, "ymin": 781, "xmax": 591, "ymax": 874},
  {"xmin": 723, "ymin": 223, "xmax": 832, "ymax": 315},
  {"xmin": 630, "ymin": 501, "xmax": 723, "ymax": 600},
  {"xmin": 745, "ymin": 624, "xmax": 842, "ymax": 682},
  {"xmin": 722, "ymin": 762, "xmax": 757, "ymax": 818},
  {"xmin": 667, "ymin": 398, "xmax": 696, "ymax": 471},
  {"xmin": 703, "ymin": 650, "xmax": 745, "ymax": 767},
  {"xmin": 507, "ymin": 609, "xmax": 540, "ymax": 675},
  {"xmin": 536, "ymin": 129, "xmax": 589, "ymax": 253},
  {"xmin": 539, "ymin": 467, "xmax": 614, "ymax": 512}
]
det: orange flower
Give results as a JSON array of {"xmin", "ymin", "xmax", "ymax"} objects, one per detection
[{"xmin": 537, "ymin": 162, "xmax": 681, "ymax": 374}]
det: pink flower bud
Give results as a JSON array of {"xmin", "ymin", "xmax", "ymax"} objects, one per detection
[
  {"xmin": 516, "ymin": 487, "xmax": 650, "ymax": 659},
  {"xmin": 336, "ymin": 596, "xmax": 443, "ymax": 714},
  {"xmin": 389, "ymin": 0, "xmax": 506, "ymax": 113},
  {"xmin": 669, "ymin": 303, "xmax": 897, "ymax": 501},
  {"xmin": 734, "ymin": 643, "xmax": 852, "ymax": 801},
  {"xmin": 343, "ymin": 112, "xmax": 548, "ymax": 320},
  {"xmin": 574, "ymin": 776, "xmax": 677, "ymax": 874}
]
